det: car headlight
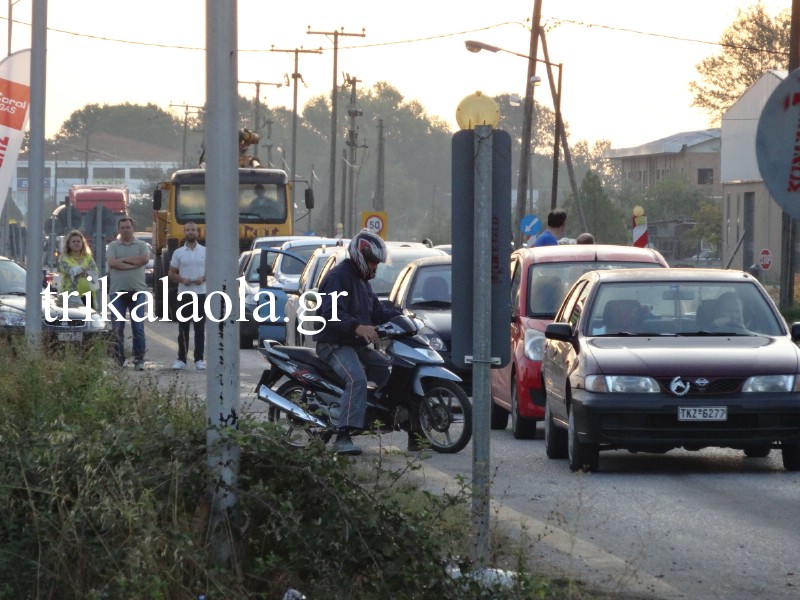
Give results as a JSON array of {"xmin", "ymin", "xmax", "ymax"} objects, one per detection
[
  {"xmin": 743, "ymin": 375, "xmax": 796, "ymax": 393},
  {"xmin": 0, "ymin": 307, "xmax": 24, "ymax": 327},
  {"xmin": 524, "ymin": 328, "xmax": 545, "ymax": 361},
  {"xmin": 419, "ymin": 326, "xmax": 446, "ymax": 351},
  {"xmin": 585, "ymin": 375, "xmax": 660, "ymax": 393}
]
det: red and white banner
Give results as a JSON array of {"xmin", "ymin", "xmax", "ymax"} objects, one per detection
[{"xmin": 0, "ymin": 49, "xmax": 31, "ymax": 221}]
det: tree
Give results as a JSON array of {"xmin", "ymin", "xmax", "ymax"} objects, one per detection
[
  {"xmin": 689, "ymin": 2, "xmax": 790, "ymax": 124},
  {"xmin": 54, "ymin": 103, "xmax": 186, "ymax": 151},
  {"xmin": 641, "ymin": 178, "xmax": 706, "ymax": 222},
  {"xmin": 563, "ymin": 170, "xmax": 628, "ymax": 244},
  {"xmin": 683, "ymin": 198, "xmax": 723, "ymax": 254}
]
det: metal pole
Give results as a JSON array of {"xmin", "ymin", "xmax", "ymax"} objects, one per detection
[
  {"xmin": 26, "ymin": 1, "xmax": 46, "ymax": 346},
  {"xmin": 205, "ymin": 0, "xmax": 240, "ymax": 564},
  {"xmin": 470, "ymin": 124, "xmax": 493, "ymax": 566}
]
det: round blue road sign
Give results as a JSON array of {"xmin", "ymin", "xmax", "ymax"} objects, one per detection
[{"xmin": 520, "ymin": 214, "xmax": 542, "ymax": 236}]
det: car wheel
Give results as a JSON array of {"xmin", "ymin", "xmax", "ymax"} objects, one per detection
[
  {"xmin": 743, "ymin": 445, "xmax": 770, "ymax": 458},
  {"xmin": 781, "ymin": 443, "xmax": 800, "ymax": 471},
  {"xmin": 490, "ymin": 396, "xmax": 509, "ymax": 430},
  {"xmin": 544, "ymin": 397, "xmax": 567, "ymax": 459},
  {"xmin": 240, "ymin": 334, "xmax": 253, "ymax": 349},
  {"xmin": 567, "ymin": 408, "xmax": 598, "ymax": 472},
  {"xmin": 511, "ymin": 374, "xmax": 537, "ymax": 440}
]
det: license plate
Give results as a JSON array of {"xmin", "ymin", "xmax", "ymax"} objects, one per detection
[
  {"xmin": 678, "ymin": 407, "xmax": 727, "ymax": 421},
  {"xmin": 57, "ymin": 331, "xmax": 83, "ymax": 342}
]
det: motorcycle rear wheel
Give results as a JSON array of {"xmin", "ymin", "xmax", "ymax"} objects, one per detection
[
  {"xmin": 269, "ymin": 381, "xmax": 332, "ymax": 446},
  {"xmin": 416, "ymin": 379, "xmax": 472, "ymax": 454}
]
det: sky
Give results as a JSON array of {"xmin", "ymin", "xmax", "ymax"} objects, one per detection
[{"xmin": 5, "ymin": 0, "xmax": 792, "ymax": 149}]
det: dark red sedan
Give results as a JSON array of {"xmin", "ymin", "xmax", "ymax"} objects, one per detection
[{"xmin": 542, "ymin": 268, "xmax": 800, "ymax": 472}]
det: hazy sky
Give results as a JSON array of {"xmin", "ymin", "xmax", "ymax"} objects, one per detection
[{"xmin": 7, "ymin": 0, "xmax": 790, "ymax": 149}]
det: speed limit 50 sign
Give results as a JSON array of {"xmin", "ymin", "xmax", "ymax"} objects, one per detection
[{"xmin": 361, "ymin": 211, "xmax": 388, "ymax": 240}]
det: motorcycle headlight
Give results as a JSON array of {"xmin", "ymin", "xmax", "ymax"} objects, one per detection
[
  {"xmin": 0, "ymin": 306, "xmax": 24, "ymax": 327},
  {"xmin": 524, "ymin": 328, "xmax": 545, "ymax": 361},
  {"xmin": 743, "ymin": 375, "xmax": 796, "ymax": 393},
  {"xmin": 419, "ymin": 326, "xmax": 446, "ymax": 351}
]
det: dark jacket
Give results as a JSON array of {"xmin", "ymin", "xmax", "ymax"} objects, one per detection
[{"xmin": 314, "ymin": 258, "xmax": 401, "ymax": 345}]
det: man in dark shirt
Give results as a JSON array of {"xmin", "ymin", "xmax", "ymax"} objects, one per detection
[{"xmin": 315, "ymin": 229, "xmax": 401, "ymax": 455}]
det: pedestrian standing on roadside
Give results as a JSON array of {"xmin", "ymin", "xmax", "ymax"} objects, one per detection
[
  {"xmin": 533, "ymin": 209, "xmax": 568, "ymax": 247},
  {"xmin": 58, "ymin": 229, "xmax": 100, "ymax": 309},
  {"xmin": 106, "ymin": 217, "xmax": 150, "ymax": 370},
  {"xmin": 168, "ymin": 222, "xmax": 207, "ymax": 370}
]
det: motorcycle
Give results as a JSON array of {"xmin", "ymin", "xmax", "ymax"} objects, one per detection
[{"xmin": 255, "ymin": 314, "xmax": 472, "ymax": 453}]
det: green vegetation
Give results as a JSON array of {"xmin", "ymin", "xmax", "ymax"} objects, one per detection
[{"xmin": 0, "ymin": 341, "xmax": 577, "ymax": 599}]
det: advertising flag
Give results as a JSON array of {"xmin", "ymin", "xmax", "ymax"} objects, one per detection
[{"xmin": 0, "ymin": 49, "xmax": 31, "ymax": 220}]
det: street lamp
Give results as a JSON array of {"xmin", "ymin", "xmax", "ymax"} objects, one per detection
[{"xmin": 465, "ymin": 39, "xmax": 563, "ymax": 232}]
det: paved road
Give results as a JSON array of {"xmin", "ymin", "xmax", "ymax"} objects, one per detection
[{"xmin": 135, "ymin": 320, "xmax": 800, "ymax": 600}]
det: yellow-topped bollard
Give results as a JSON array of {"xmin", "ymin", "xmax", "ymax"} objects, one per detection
[{"xmin": 456, "ymin": 91, "xmax": 500, "ymax": 130}]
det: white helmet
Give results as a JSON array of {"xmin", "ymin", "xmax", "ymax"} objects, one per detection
[{"xmin": 348, "ymin": 229, "xmax": 388, "ymax": 280}]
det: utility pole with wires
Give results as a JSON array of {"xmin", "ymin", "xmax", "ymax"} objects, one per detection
[
  {"xmin": 169, "ymin": 103, "xmax": 204, "ymax": 168},
  {"xmin": 270, "ymin": 46, "xmax": 322, "ymax": 181},
  {"xmin": 238, "ymin": 80, "xmax": 282, "ymax": 162},
  {"xmin": 307, "ymin": 26, "xmax": 365, "ymax": 236},
  {"xmin": 344, "ymin": 73, "xmax": 366, "ymax": 235}
]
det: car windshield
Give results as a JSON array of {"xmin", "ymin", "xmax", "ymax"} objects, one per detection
[
  {"xmin": 176, "ymin": 183, "xmax": 288, "ymax": 223},
  {"xmin": 0, "ymin": 259, "xmax": 26, "ymax": 294},
  {"xmin": 586, "ymin": 281, "xmax": 784, "ymax": 337},
  {"xmin": 277, "ymin": 245, "xmax": 321, "ymax": 276},
  {"xmin": 528, "ymin": 261, "xmax": 661, "ymax": 318},
  {"xmin": 245, "ymin": 249, "xmax": 279, "ymax": 283},
  {"xmin": 372, "ymin": 249, "xmax": 445, "ymax": 296},
  {"xmin": 408, "ymin": 265, "xmax": 452, "ymax": 308}
]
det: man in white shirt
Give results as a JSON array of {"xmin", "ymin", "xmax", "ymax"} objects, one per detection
[{"xmin": 168, "ymin": 222, "xmax": 207, "ymax": 370}]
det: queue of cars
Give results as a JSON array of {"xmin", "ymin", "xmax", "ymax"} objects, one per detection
[{"xmin": 490, "ymin": 244, "xmax": 669, "ymax": 439}]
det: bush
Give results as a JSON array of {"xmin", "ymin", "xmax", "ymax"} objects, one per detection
[{"xmin": 0, "ymin": 342, "xmax": 549, "ymax": 599}]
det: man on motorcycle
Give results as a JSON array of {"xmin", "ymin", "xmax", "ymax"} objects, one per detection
[{"xmin": 315, "ymin": 229, "xmax": 403, "ymax": 455}]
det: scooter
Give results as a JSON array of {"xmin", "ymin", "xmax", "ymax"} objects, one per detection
[{"xmin": 255, "ymin": 314, "xmax": 472, "ymax": 453}]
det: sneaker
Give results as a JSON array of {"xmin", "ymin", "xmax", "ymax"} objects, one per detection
[
  {"xmin": 172, "ymin": 360, "xmax": 187, "ymax": 370},
  {"xmin": 195, "ymin": 360, "xmax": 205, "ymax": 370},
  {"xmin": 134, "ymin": 361, "xmax": 145, "ymax": 372},
  {"xmin": 334, "ymin": 432, "xmax": 363, "ymax": 456}
]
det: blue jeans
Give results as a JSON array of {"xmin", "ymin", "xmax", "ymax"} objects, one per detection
[
  {"xmin": 178, "ymin": 294, "xmax": 206, "ymax": 363},
  {"xmin": 111, "ymin": 291, "xmax": 147, "ymax": 365},
  {"xmin": 317, "ymin": 343, "xmax": 392, "ymax": 431}
]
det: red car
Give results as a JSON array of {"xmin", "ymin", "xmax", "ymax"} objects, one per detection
[{"xmin": 490, "ymin": 244, "xmax": 669, "ymax": 439}]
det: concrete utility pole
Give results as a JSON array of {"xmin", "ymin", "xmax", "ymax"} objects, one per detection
[
  {"xmin": 271, "ymin": 47, "xmax": 322, "ymax": 181},
  {"xmin": 307, "ymin": 26, "xmax": 365, "ymax": 236},
  {"xmin": 374, "ymin": 118, "xmax": 385, "ymax": 211},
  {"xmin": 205, "ymin": 0, "xmax": 240, "ymax": 564},
  {"xmin": 26, "ymin": 2, "xmax": 46, "ymax": 347},
  {"xmin": 238, "ymin": 80, "xmax": 282, "ymax": 162},
  {"xmin": 344, "ymin": 74, "xmax": 364, "ymax": 235},
  {"xmin": 169, "ymin": 103, "xmax": 204, "ymax": 168},
  {"xmin": 515, "ymin": 0, "xmax": 543, "ymax": 248}
]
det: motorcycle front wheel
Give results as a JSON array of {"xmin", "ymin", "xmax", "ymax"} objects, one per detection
[
  {"xmin": 269, "ymin": 381, "xmax": 333, "ymax": 446},
  {"xmin": 416, "ymin": 379, "xmax": 472, "ymax": 454}
]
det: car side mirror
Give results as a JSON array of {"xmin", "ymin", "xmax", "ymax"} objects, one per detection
[
  {"xmin": 304, "ymin": 188, "xmax": 314, "ymax": 210},
  {"xmin": 153, "ymin": 189, "xmax": 162, "ymax": 211},
  {"xmin": 545, "ymin": 322, "xmax": 573, "ymax": 341},
  {"xmin": 791, "ymin": 322, "xmax": 800, "ymax": 343}
]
